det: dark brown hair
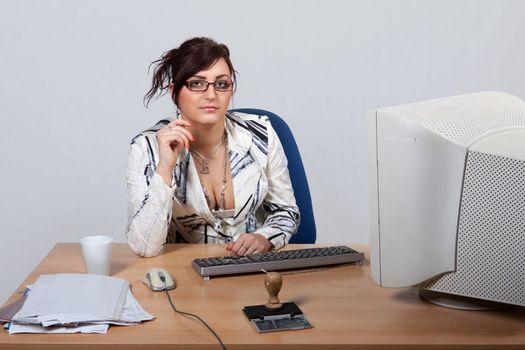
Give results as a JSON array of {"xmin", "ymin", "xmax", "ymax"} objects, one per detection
[{"xmin": 144, "ymin": 37, "xmax": 237, "ymax": 107}]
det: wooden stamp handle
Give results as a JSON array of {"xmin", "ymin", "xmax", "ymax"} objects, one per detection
[{"xmin": 265, "ymin": 272, "xmax": 283, "ymax": 310}]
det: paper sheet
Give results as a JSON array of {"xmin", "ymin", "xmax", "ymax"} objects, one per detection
[{"xmin": 9, "ymin": 273, "xmax": 154, "ymax": 334}]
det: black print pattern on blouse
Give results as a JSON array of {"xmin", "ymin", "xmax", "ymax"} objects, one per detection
[
  {"xmin": 244, "ymin": 177, "xmax": 263, "ymax": 232},
  {"xmin": 234, "ymin": 194, "xmax": 253, "ymax": 220},
  {"xmin": 131, "ymin": 119, "xmax": 170, "ymax": 186},
  {"xmin": 175, "ymin": 214, "xmax": 208, "ymax": 238},
  {"xmin": 245, "ymin": 119, "xmax": 269, "ymax": 155},
  {"xmin": 166, "ymin": 229, "xmax": 189, "ymax": 244},
  {"xmin": 131, "ymin": 193, "xmax": 150, "ymax": 221},
  {"xmin": 263, "ymin": 202, "xmax": 300, "ymax": 231},
  {"xmin": 227, "ymin": 112, "xmax": 269, "ymax": 156},
  {"xmin": 143, "ymin": 136, "xmax": 156, "ymax": 186},
  {"xmin": 246, "ymin": 212, "xmax": 257, "ymax": 233},
  {"xmin": 229, "ymin": 149, "xmax": 255, "ymax": 178},
  {"xmin": 173, "ymin": 152, "xmax": 190, "ymax": 204}
]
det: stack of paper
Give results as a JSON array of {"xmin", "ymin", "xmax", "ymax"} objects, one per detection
[{"xmin": 9, "ymin": 273, "xmax": 154, "ymax": 334}]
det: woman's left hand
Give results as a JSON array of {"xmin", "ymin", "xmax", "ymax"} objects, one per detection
[{"xmin": 226, "ymin": 233, "xmax": 273, "ymax": 256}]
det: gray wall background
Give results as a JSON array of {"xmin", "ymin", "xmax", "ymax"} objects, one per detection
[{"xmin": 1, "ymin": 0, "xmax": 524, "ymax": 304}]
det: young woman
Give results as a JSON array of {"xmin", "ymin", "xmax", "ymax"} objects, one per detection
[{"xmin": 126, "ymin": 37, "xmax": 299, "ymax": 257}]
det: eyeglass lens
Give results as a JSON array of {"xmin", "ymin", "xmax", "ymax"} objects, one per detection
[{"xmin": 186, "ymin": 79, "xmax": 232, "ymax": 92}]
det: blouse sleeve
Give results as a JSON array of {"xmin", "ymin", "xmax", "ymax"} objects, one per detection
[
  {"xmin": 255, "ymin": 122, "xmax": 301, "ymax": 249},
  {"xmin": 125, "ymin": 134, "xmax": 176, "ymax": 257}
]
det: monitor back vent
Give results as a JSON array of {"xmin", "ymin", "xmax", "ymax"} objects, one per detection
[
  {"xmin": 420, "ymin": 151, "xmax": 525, "ymax": 305},
  {"xmin": 414, "ymin": 99, "xmax": 525, "ymax": 145},
  {"xmin": 385, "ymin": 92, "xmax": 525, "ymax": 146}
]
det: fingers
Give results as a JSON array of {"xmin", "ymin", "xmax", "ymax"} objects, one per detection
[
  {"xmin": 245, "ymin": 244, "xmax": 260, "ymax": 256},
  {"xmin": 166, "ymin": 121, "xmax": 195, "ymax": 145},
  {"xmin": 170, "ymin": 119, "xmax": 192, "ymax": 128},
  {"xmin": 228, "ymin": 234, "xmax": 269, "ymax": 256},
  {"xmin": 156, "ymin": 120, "xmax": 195, "ymax": 169},
  {"xmin": 157, "ymin": 122, "xmax": 194, "ymax": 151},
  {"xmin": 229, "ymin": 236, "xmax": 247, "ymax": 256},
  {"xmin": 168, "ymin": 129, "xmax": 192, "ymax": 149}
]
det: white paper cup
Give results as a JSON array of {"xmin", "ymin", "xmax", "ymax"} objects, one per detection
[{"xmin": 79, "ymin": 235, "xmax": 114, "ymax": 275}]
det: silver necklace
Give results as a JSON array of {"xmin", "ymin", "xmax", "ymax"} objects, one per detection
[
  {"xmin": 190, "ymin": 134, "xmax": 226, "ymax": 174},
  {"xmin": 200, "ymin": 138, "xmax": 229, "ymax": 219}
]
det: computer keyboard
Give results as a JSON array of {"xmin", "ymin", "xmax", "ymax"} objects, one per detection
[{"xmin": 191, "ymin": 245, "xmax": 365, "ymax": 278}]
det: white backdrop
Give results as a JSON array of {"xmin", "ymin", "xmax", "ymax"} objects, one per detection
[{"xmin": 1, "ymin": 0, "xmax": 524, "ymax": 304}]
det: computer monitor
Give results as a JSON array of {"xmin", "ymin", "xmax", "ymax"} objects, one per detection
[{"xmin": 369, "ymin": 91, "xmax": 525, "ymax": 309}]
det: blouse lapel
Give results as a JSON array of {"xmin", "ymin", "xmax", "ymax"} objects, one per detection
[{"xmin": 223, "ymin": 114, "xmax": 265, "ymax": 226}]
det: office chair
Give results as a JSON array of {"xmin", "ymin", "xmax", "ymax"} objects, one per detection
[{"xmin": 230, "ymin": 108, "xmax": 317, "ymax": 243}]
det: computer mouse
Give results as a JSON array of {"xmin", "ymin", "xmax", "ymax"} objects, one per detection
[{"xmin": 143, "ymin": 267, "xmax": 176, "ymax": 291}]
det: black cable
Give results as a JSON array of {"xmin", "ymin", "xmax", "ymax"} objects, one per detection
[{"xmin": 161, "ymin": 279, "xmax": 227, "ymax": 350}]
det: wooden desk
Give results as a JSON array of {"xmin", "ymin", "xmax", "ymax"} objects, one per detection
[{"xmin": 1, "ymin": 243, "xmax": 525, "ymax": 349}]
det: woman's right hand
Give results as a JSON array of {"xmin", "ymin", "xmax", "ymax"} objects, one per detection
[{"xmin": 155, "ymin": 119, "xmax": 194, "ymax": 185}]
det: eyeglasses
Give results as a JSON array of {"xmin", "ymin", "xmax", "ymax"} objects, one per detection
[{"xmin": 184, "ymin": 79, "xmax": 233, "ymax": 93}]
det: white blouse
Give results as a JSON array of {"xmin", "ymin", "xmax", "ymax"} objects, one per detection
[{"xmin": 126, "ymin": 112, "xmax": 300, "ymax": 257}]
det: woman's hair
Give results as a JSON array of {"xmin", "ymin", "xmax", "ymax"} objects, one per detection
[{"xmin": 144, "ymin": 37, "xmax": 237, "ymax": 107}]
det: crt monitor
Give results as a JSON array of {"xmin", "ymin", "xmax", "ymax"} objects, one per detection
[{"xmin": 369, "ymin": 91, "xmax": 525, "ymax": 309}]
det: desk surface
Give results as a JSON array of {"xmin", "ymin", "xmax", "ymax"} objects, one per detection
[{"xmin": 1, "ymin": 243, "xmax": 525, "ymax": 350}]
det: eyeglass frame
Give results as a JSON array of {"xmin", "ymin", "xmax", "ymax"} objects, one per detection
[{"xmin": 183, "ymin": 79, "xmax": 234, "ymax": 93}]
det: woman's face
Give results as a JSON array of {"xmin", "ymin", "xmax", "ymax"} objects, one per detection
[{"xmin": 177, "ymin": 58, "xmax": 233, "ymax": 127}]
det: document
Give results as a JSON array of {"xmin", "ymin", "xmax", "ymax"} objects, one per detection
[
  {"xmin": 0, "ymin": 294, "xmax": 26, "ymax": 323},
  {"xmin": 9, "ymin": 273, "xmax": 154, "ymax": 334}
]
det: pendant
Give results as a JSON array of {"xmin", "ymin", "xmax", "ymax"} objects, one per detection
[{"xmin": 201, "ymin": 159, "xmax": 210, "ymax": 174}]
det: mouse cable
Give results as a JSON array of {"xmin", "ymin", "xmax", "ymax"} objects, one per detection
[{"xmin": 162, "ymin": 281, "xmax": 227, "ymax": 350}]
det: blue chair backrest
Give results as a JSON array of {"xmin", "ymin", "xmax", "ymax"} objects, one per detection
[{"xmin": 230, "ymin": 108, "xmax": 317, "ymax": 243}]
